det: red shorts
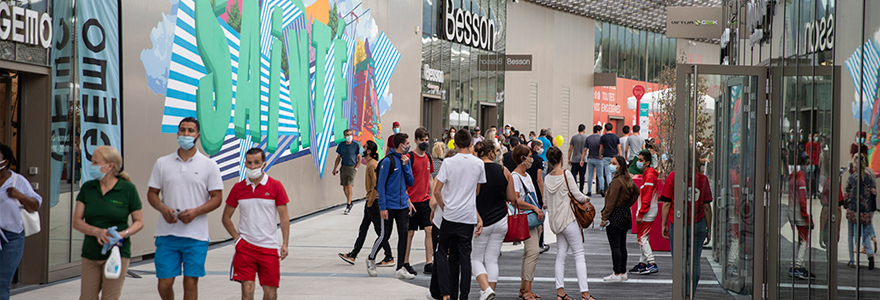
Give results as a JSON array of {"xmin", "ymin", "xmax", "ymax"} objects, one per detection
[{"xmin": 231, "ymin": 238, "xmax": 281, "ymax": 287}]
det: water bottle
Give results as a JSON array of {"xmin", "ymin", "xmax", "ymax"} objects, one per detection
[{"xmin": 104, "ymin": 246, "xmax": 122, "ymax": 279}]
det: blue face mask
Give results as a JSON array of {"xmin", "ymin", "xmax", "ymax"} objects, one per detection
[
  {"xmin": 661, "ymin": 153, "xmax": 668, "ymax": 161},
  {"xmin": 861, "ymin": 137, "xmax": 867, "ymax": 144},
  {"xmin": 636, "ymin": 161, "xmax": 645, "ymax": 170},
  {"xmin": 178, "ymin": 136, "xmax": 196, "ymax": 150},
  {"xmin": 609, "ymin": 164, "xmax": 618, "ymax": 174},
  {"xmin": 393, "ymin": 128, "xmax": 400, "ymax": 134},
  {"xmin": 89, "ymin": 164, "xmax": 108, "ymax": 180}
]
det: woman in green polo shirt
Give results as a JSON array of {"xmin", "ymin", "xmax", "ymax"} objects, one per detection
[{"xmin": 73, "ymin": 146, "xmax": 144, "ymax": 300}]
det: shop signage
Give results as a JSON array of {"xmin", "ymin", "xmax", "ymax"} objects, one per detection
[
  {"xmin": 666, "ymin": 7, "xmax": 722, "ymax": 39},
  {"xmin": 805, "ymin": 15, "xmax": 834, "ymax": 54},
  {"xmin": 0, "ymin": 2, "xmax": 53, "ymax": 48},
  {"xmin": 477, "ymin": 54, "xmax": 532, "ymax": 71},
  {"xmin": 423, "ymin": 64, "xmax": 444, "ymax": 83},
  {"xmin": 442, "ymin": 0, "xmax": 495, "ymax": 51}
]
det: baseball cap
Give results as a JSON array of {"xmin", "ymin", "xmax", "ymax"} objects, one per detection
[
  {"xmin": 393, "ymin": 121, "xmax": 400, "ymax": 127},
  {"xmin": 474, "ymin": 126, "xmax": 481, "ymax": 131}
]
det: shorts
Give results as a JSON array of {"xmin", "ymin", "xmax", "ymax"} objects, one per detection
[
  {"xmin": 231, "ymin": 238, "xmax": 281, "ymax": 287},
  {"xmin": 154, "ymin": 236, "xmax": 209, "ymax": 279},
  {"xmin": 340, "ymin": 165, "xmax": 357, "ymax": 186},
  {"xmin": 408, "ymin": 201, "xmax": 433, "ymax": 231}
]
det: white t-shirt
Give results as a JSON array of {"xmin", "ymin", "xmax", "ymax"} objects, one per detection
[
  {"xmin": 436, "ymin": 153, "xmax": 486, "ymax": 225},
  {"xmin": 149, "ymin": 151, "xmax": 224, "ymax": 241},
  {"xmin": 512, "ymin": 171, "xmax": 537, "ymax": 207}
]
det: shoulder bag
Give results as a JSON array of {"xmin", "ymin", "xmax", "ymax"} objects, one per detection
[
  {"xmin": 564, "ymin": 171, "xmax": 595, "ymax": 229},
  {"xmin": 504, "ymin": 199, "xmax": 531, "ymax": 242},
  {"xmin": 15, "ymin": 174, "xmax": 41, "ymax": 236},
  {"xmin": 515, "ymin": 174, "xmax": 544, "ymax": 228}
]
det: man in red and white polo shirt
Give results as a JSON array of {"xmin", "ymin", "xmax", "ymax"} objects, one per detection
[{"xmin": 222, "ymin": 148, "xmax": 290, "ymax": 300}]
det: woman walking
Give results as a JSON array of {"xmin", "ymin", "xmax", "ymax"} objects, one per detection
[
  {"xmin": 845, "ymin": 153, "xmax": 876, "ymax": 269},
  {"xmin": 601, "ymin": 155, "xmax": 639, "ymax": 282},
  {"xmin": 472, "ymin": 140, "xmax": 542, "ymax": 300},
  {"xmin": 511, "ymin": 145, "xmax": 546, "ymax": 300},
  {"xmin": 0, "ymin": 143, "xmax": 42, "ymax": 300},
  {"xmin": 432, "ymin": 142, "xmax": 446, "ymax": 178},
  {"xmin": 543, "ymin": 147, "xmax": 595, "ymax": 300},
  {"xmin": 73, "ymin": 146, "xmax": 144, "ymax": 300}
]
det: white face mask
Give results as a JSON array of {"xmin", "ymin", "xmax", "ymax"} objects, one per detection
[
  {"xmin": 345, "ymin": 135, "xmax": 353, "ymax": 143},
  {"xmin": 246, "ymin": 166, "xmax": 264, "ymax": 180},
  {"xmin": 0, "ymin": 159, "xmax": 6, "ymax": 171}
]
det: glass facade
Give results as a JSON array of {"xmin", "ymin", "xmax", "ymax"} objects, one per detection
[{"xmin": 594, "ymin": 20, "xmax": 676, "ymax": 83}]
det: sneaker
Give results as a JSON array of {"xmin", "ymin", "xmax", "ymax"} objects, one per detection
[
  {"xmin": 870, "ymin": 256, "xmax": 875, "ymax": 270},
  {"xmin": 338, "ymin": 252, "xmax": 356, "ymax": 265},
  {"xmin": 621, "ymin": 273, "xmax": 628, "ymax": 281},
  {"xmin": 586, "ymin": 192, "xmax": 592, "ymax": 197},
  {"xmin": 395, "ymin": 267, "xmax": 416, "ymax": 279},
  {"xmin": 404, "ymin": 263, "xmax": 418, "ymax": 275},
  {"xmin": 479, "ymin": 287, "xmax": 496, "ymax": 300},
  {"xmin": 792, "ymin": 268, "xmax": 809, "ymax": 280},
  {"xmin": 378, "ymin": 257, "xmax": 395, "ymax": 267},
  {"xmin": 540, "ymin": 244, "xmax": 551, "ymax": 254},
  {"xmin": 603, "ymin": 273, "xmax": 623, "ymax": 282},
  {"xmin": 629, "ymin": 263, "xmax": 646, "ymax": 273},
  {"xmin": 646, "ymin": 263, "xmax": 659, "ymax": 274},
  {"xmin": 366, "ymin": 259, "xmax": 377, "ymax": 277},
  {"xmin": 344, "ymin": 203, "xmax": 353, "ymax": 215},
  {"xmin": 424, "ymin": 263, "xmax": 433, "ymax": 274}
]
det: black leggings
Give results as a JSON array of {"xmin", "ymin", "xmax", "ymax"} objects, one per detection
[
  {"xmin": 435, "ymin": 220, "xmax": 474, "ymax": 300},
  {"xmin": 606, "ymin": 225, "xmax": 629, "ymax": 274},
  {"xmin": 368, "ymin": 209, "xmax": 409, "ymax": 270},
  {"xmin": 351, "ymin": 203, "xmax": 392, "ymax": 259}
]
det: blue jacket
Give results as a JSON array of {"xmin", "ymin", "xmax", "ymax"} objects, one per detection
[{"xmin": 377, "ymin": 151, "xmax": 415, "ymax": 211}]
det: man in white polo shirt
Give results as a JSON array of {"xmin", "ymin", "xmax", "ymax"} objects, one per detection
[
  {"xmin": 147, "ymin": 117, "xmax": 224, "ymax": 300},
  {"xmin": 431, "ymin": 130, "xmax": 486, "ymax": 300},
  {"xmin": 222, "ymin": 148, "xmax": 290, "ymax": 300}
]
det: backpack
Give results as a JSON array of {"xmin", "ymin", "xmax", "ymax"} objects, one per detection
[
  {"xmin": 375, "ymin": 156, "xmax": 396, "ymax": 193},
  {"xmin": 408, "ymin": 152, "xmax": 434, "ymax": 174}
]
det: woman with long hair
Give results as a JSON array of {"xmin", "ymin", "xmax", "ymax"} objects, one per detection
[
  {"xmin": 471, "ymin": 140, "xmax": 542, "ymax": 300},
  {"xmin": 431, "ymin": 142, "xmax": 446, "ymax": 178},
  {"xmin": 510, "ymin": 145, "xmax": 546, "ymax": 300},
  {"xmin": 600, "ymin": 155, "xmax": 638, "ymax": 282},
  {"xmin": 543, "ymin": 147, "xmax": 594, "ymax": 300}
]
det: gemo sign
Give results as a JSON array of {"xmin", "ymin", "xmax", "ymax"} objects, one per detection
[
  {"xmin": 443, "ymin": 0, "xmax": 495, "ymax": 51},
  {"xmin": 805, "ymin": 15, "xmax": 834, "ymax": 54},
  {"xmin": 0, "ymin": 3, "xmax": 52, "ymax": 49}
]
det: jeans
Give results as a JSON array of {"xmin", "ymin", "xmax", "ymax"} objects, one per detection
[
  {"xmin": 556, "ymin": 222, "xmax": 589, "ymax": 292},
  {"xmin": 587, "ymin": 158, "xmax": 604, "ymax": 193},
  {"xmin": 602, "ymin": 157, "xmax": 614, "ymax": 191},
  {"xmin": 848, "ymin": 221, "xmax": 874, "ymax": 263},
  {"xmin": 437, "ymin": 219, "xmax": 475, "ymax": 300},
  {"xmin": 570, "ymin": 162, "xmax": 586, "ymax": 192},
  {"xmin": 0, "ymin": 230, "xmax": 25, "ymax": 300},
  {"xmin": 351, "ymin": 202, "xmax": 392, "ymax": 260},
  {"xmin": 606, "ymin": 226, "xmax": 628, "ymax": 274},
  {"xmin": 368, "ymin": 209, "xmax": 409, "ymax": 271},
  {"xmin": 669, "ymin": 219, "xmax": 708, "ymax": 297},
  {"xmin": 471, "ymin": 217, "xmax": 507, "ymax": 283}
]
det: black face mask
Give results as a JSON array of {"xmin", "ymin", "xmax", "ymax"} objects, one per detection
[{"xmin": 418, "ymin": 142, "xmax": 429, "ymax": 151}]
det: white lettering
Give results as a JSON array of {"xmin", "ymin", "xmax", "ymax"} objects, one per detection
[
  {"xmin": 455, "ymin": 8, "xmax": 464, "ymax": 43},
  {"xmin": 826, "ymin": 15, "xmax": 834, "ymax": 50},
  {"xmin": 0, "ymin": 6, "xmax": 50, "ymax": 48},
  {"xmin": 804, "ymin": 15, "xmax": 834, "ymax": 54},
  {"xmin": 39, "ymin": 13, "xmax": 51, "ymax": 49},
  {"xmin": 463, "ymin": 10, "xmax": 472, "ymax": 45},
  {"xmin": 11, "ymin": 6, "xmax": 23, "ymax": 43},
  {"xmin": 0, "ymin": 3, "xmax": 9, "ymax": 40},
  {"xmin": 444, "ymin": 0, "xmax": 455, "ymax": 40},
  {"xmin": 423, "ymin": 64, "xmax": 444, "ymax": 83},
  {"xmin": 442, "ymin": 0, "xmax": 494, "ymax": 51},
  {"xmin": 25, "ymin": 9, "xmax": 37, "ymax": 45},
  {"xmin": 470, "ymin": 12, "xmax": 480, "ymax": 48}
]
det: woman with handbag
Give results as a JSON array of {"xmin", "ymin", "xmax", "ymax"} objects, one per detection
[
  {"xmin": 0, "ymin": 144, "xmax": 42, "ymax": 300},
  {"xmin": 600, "ymin": 155, "xmax": 639, "ymax": 282},
  {"xmin": 472, "ymin": 140, "xmax": 542, "ymax": 300},
  {"xmin": 543, "ymin": 147, "xmax": 595, "ymax": 300},
  {"xmin": 845, "ymin": 153, "xmax": 876, "ymax": 269},
  {"xmin": 73, "ymin": 146, "xmax": 144, "ymax": 300},
  {"xmin": 511, "ymin": 145, "xmax": 546, "ymax": 300}
]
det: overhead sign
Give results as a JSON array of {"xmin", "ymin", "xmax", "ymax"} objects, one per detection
[
  {"xmin": 423, "ymin": 64, "xmax": 444, "ymax": 83},
  {"xmin": 442, "ymin": 0, "xmax": 495, "ymax": 51},
  {"xmin": 477, "ymin": 54, "xmax": 532, "ymax": 71},
  {"xmin": 805, "ymin": 15, "xmax": 834, "ymax": 54},
  {"xmin": 0, "ymin": 2, "xmax": 53, "ymax": 48},
  {"xmin": 666, "ymin": 7, "xmax": 722, "ymax": 39}
]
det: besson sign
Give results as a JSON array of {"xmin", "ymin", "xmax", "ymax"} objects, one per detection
[{"xmin": 442, "ymin": 0, "xmax": 495, "ymax": 51}]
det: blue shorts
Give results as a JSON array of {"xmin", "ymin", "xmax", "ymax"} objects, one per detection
[{"xmin": 154, "ymin": 236, "xmax": 209, "ymax": 279}]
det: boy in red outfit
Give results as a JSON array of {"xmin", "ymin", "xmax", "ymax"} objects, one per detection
[
  {"xmin": 788, "ymin": 152, "xmax": 815, "ymax": 280},
  {"xmin": 630, "ymin": 151, "xmax": 659, "ymax": 275}
]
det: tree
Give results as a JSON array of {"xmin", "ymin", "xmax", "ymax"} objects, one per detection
[
  {"xmin": 226, "ymin": 0, "xmax": 242, "ymax": 33},
  {"xmin": 653, "ymin": 51, "xmax": 714, "ymax": 179},
  {"xmin": 328, "ymin": 3, "xmax": 340, "ymax": 39}
]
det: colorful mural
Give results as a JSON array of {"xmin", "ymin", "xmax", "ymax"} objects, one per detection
[
  {"xmin": 142, "ymin": 0, "xmax": 400, "ymax": 181},
  {"xmin": 844, "ymin": 28, "xmax": 880, "ymax": 171}
]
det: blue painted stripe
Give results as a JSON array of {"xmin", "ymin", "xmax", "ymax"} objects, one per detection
[
  {"xmin": 166, "ymin": 88, "xmax": 196, "ymax": 102},
  {"xmin": 163, "ymin": 106, "xmax": 196, "ymax": 118},
  {"xmin": 168, "ymin": 70, "xmax": 200, "ymax": 86},
  {"xmin": 170, "ymin": 53, "xmax": 207, "ymax": 75}
]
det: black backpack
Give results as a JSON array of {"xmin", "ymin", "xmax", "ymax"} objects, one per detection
[{"xmin": 408, "ymin": 152, "xmax": 434, "ymax": 173}]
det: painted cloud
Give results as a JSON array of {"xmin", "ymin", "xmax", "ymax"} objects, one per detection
[{"xmin": 140, "ymin": 0, "xmax": 179, "ymax": 96}]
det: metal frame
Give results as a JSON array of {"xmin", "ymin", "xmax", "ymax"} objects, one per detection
[{"xmin": 675, "ymin": 64, "xmax": 767, "ymax": 300}]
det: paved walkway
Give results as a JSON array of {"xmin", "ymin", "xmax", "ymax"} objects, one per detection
[{"xmin": 13, "ymin": 196, "xmax": 736, "ymax": 300}]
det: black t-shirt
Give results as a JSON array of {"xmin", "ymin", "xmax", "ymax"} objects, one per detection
[
  {"xmin": 476, "ymin": 163, "xmax": 509, "ymax": 227},
  {"xmin": 502, "ymin": 152, "xmax": 517, "ymax": 172},
  {"xmin": 600, "ymin": 133, "xmax": 620, "ymax": 157},
  {"xmin": 526, "ymin": 152, "xmax": 545, "ymax": 204}
]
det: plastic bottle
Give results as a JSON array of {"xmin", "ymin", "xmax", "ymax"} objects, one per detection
[{"xmin": 104, "ymin": 246, "xmax": 122, "ymax": 279}]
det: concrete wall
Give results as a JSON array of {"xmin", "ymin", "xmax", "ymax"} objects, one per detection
[{"xmin": 504, "ymin": 2, "xmax": 594, "ymax": 139}]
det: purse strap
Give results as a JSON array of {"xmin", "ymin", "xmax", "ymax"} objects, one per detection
[{"xmin": 514, "ymin": 173, "xmax": 536, "ymax": 206}]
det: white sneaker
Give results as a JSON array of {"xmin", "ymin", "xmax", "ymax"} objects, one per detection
[
  {"xmin": 395, "ymin": 267, "xmax": 416, "ymax": 279},
  {"xmin": 621, "ymin": 273, "xmax": 628, "ymax": 281},
  {"xmin": 366, "ymin": 259, "xmax": 377, "ymax": 277},
  {"xmin": 479, "ymin": 287, "xmax": 496, "ymax": 300},
  {"xmin": 603, "ymin": 273, "xmax": 623, "ymax": 282}
]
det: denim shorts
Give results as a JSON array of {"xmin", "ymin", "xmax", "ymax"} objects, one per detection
[{"xmin": 154, "ymin": 235, "xmax": 209, "ymax": 278}]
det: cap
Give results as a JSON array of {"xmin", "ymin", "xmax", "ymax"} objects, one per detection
[
  {"xmin": 504, "ymin": 124, "xmax": 511, "ymax": 128},
  {"xmin": 474, "ymin": 126, "xmax": 481, "ymax": 131},
  {"xmin": 862, "ymin": 132, "xmax": 868, "ymax": 137},
  {"xmin": 393, "ymin": 121, "xmax": 400, "ymax": 127}
]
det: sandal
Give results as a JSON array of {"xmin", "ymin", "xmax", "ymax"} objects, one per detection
[
  {"xmin": 583, "ymin": 296, "xmax": 598, "ymax": 300},
  {"xmin": 522, "ymin": 292, "xmax": 537, "ymax": 300},
  {"xmin": 557, "ymin": 294, "xmax": 574, "ymax": 300}
]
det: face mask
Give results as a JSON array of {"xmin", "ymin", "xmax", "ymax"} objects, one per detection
[
  {"xmin": 345, "ymin": 135, "xmax": 353, "ymax": 143},
  {"xmin": 504, "ymin": 129, "xmax": 510, "ymax": 135},
  {"xmin": 393, "ymin": 128, "xmax": 400, "ymax": 134},
  {"xmin": 536, "ymin": 148, "xmax": 544, "ymax": 155},
  {"xmin": 609, "ymin": 164, "xmax": 618, "ymax": 174},
  {"xmin": 661, "ymin": 153, "xmax": 668, "ymax": 161},
  {"xmin": 246, "ymin": 166, "xmax": 263, "ymax": 180},
  {"xmin": 404, "ymin": 145, "xmax": 411, "ymax": 153},
  {"xmin": 813, "ymin": 137, "xmax": 819, "ymax": 142},
  {"xmin": 178, "ymin": 136, "xmax": 196, "ymax": 150},
  {"xmin": 636, "ymin": 161, "xmax": 645, "ymax": 170},
  {"xmin": 450, "ymin": 132, "xmax": 455, "ymax": 138},
  {"xmin": 800, "ymin": 134, "xmax": 805, "ymax": 140},
  {"xmin": 89, "ymin": 164, "xmax": 108, "ymax": 180},
  {"xmin": 790, "ymin": 135, "xmax": 795, "ymax": 140},
  {"xmin": 861, "ymin": 138, "xmax": 866, "ymax": 144},
  {"xmin": 418, "ymin": 142, "xmax": 429, "ymax": 151},
  {"xmin": 653, "ymin": 154, "xmax": 658, "ymax": 162}
]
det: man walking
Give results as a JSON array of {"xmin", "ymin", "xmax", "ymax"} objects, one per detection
[
  {"xmin": 582, "ymin": 125, "xmax": 604, "ymax": 197},
  {"xmin": 222, "ymin": 148, "xmax": 290, "ymax": 300},
  {"xmin": 367, "ymin": 133, "xmax": 415, "ymax": 279},
  {"xmin": 472, "ymin": 127, "xmax": 484, "ymax": 144},
  {"xmin": 432, "ymin": 130, "xmax": 486, "ymax": 300},
  {"xmin": 147, "ymin": 117, "xmax": 224, "ymax": 300},
  {"xmin": 568, "ymin": 124, "xmax": 588, "ymax": 193},
  {"xmin": 333, "ymin": 129, "xmax": 361, "ymax": 215},
  {"xmin": 620, "ymin": 125, "xmax": 631, "ymax": 157},
  {"xmin": 403, "ymin": 128, "xmax": 435, "ymax": 275},
  {"xmin": 386, "ymin": 121, "xmax": 401, "ymax": 154},
  {"xmin": 599, "ymin": 123, "xmax": 622, "ymax": 195},
  {"xmin": 625, "ymin": 125, "xmax": 646, "ymax": 163}
]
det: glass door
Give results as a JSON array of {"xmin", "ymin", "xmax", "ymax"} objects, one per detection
[{"xmin": 673, "ymin": 64, "xmax": 768, "ymax": 300}]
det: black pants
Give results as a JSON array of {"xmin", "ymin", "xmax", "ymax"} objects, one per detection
[
  {"xmin": 429, "ymin": 222, "xmax": 459, "ymax": 299},
  {"xmin": 436, "ymin": 219, "xmax": 474, "ymax": 300},
  {"xmin": 606, "ymin": 226, "xmax": 629, "ymax": 274},
  {"xmin": 570, "ymin": 162, "xmax": 586, "ymax": 192},
  {"xmin": 351, "ymin": 202, "xmax": 392, "ymax": 260},
  {"xmin": 368, "ymin": 208, "xmax": 409, "ymax": 270}
]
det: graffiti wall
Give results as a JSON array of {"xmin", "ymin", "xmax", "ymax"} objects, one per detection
[
  {"xmin": 844, "ymin": 28, "xmax": 880, "ymax": 170},
  {"xmin": 141, "ymin": 0, "xmax": 399, "ymax": 181}
]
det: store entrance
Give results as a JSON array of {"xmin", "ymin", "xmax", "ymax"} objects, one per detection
[
  {"xmin": 0, "ymin": 70, "xmax": 21, "ymax": 285},
  {"xmin": 422, "ymin": 94, "xmax": 442, "ymax": 142}
]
